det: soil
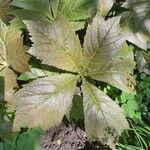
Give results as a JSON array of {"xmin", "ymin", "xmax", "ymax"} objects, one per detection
[{"xmin": 40, "ymin": 121, "xmax": 111, "ymax": 150}]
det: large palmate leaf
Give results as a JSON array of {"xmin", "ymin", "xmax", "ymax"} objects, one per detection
[
  {"xmin": 59, "ymin": 0, "xmax": 96, "ymax": 21},
  {"xmin": 11, "ymin": 0, "xmax": 59, "ymax": 22},
  {"xmin": 82, "ymin": 13, "xmax": 135, "ymax": 93},
  {"xmin": 98, "ymin": 0, "xmax": 115, "ymax": 17},
  {"xmin": 82, "ymin": 79, "xmax": 128, "ymax": 150},
  {"xmin": 25, "ymin": 15, "xmax": 82, "ymax": 73},
  {"xmin": 8, "ymin": 74, "xmax": 78, "ymax": 131},
  {"xmin": 0, "ymin": 0, "xmax": 11, "ymax": 23}
]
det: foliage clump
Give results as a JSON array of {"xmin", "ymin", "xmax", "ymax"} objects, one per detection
[{"xmin": 0, "ymin": 0, "xmax": 150, "ymax": 149}]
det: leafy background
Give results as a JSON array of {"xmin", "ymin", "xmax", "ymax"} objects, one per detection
[{"xmin": 0, "ymin": 0, "xmax": 150, "ymax": 150}]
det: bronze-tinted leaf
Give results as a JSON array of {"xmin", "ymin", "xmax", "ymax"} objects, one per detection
[
  {"xmin": 25, "ymin": 15, "xmax": 82, "ymax": 73},
  {"xmin": 82, "ymin": 13, "xmax": 135, "ymax": 93},
  {"xmin": 6, "ymin": 37, "xmax": 30, "ymax": 73},
  {"xmin": 0, "ymin": 19, "xmax": 30, "ymax": 73},
  {"xmin": 82, "ymin": 79, "xmax": 128, "ymax": 150},
  {"xmin": 8, "ymin": 74, "xmax": 78, "ymax": 131}
]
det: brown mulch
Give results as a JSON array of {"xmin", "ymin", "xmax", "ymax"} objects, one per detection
[{"xmin": 40, "ymin": 122, "xmax": 111, "ymax": 150}]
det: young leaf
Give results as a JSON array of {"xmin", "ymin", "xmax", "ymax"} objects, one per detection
[
  {"xmin": 25, "ymin": 15, "xmax": 82, "ymax": 73},
  {"xmin": 98, "ymin": 0, "xmax": 115, "ymax": 17},
  {"xmin": 0, "ymin": 0, "xmax": 11, "ymax": 23},
  {"xmin": 82, "ymin": 13, "xmax": 135, "ymax": 93},
  {"xmin": 7, "ymin": 74, "xmax": 78, "ymax": 131},
  {"xmin": 82, "ymin": 79, "xmax": 128, "ymax": 150},
  {"xmin": 59, "ymin": 0, "xmax": 97, "ymax": 21},
  {"xmin": 11, "ymin": 0, "xmax": 59, "ymax": 22}
]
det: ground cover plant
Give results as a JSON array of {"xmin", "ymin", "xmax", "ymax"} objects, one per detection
[{"xmin": 0, "ymin": 0, "xmax": 150, "ymax": 150}]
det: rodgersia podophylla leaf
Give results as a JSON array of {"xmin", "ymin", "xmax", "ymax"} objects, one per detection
[
  {"xmin": 7, "ymin": 11, "xmax": 137, "ymax": 149},
  {"xmin": 82, "ymin": 13, "xmax": 136, "ymax": 93},
  {"xmin": 8, "ymin": 74, "xmax": 78, "ymax": 131},
  {"xmin": 83, "ymin": 79, "xmax": 129, "ymax": 149},
  {"xmin": 25, "ymin": 15, "xmax": 83, "ymax": 73}
]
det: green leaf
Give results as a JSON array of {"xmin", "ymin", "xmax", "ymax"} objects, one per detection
[
  {"xmin": 16, "ymin": 128, "xmax": 43, "ymax": 150},
  {"xmin": 0, "ymin": 127, "xmax": 43, "ymax": 150},
  {"xmin": 69, "ymin": 94, "xmax": 84, "ymax": 122},
  {"xmin": 122, "ymin": 99, "xmax": 139, "ymax": 119},
  {"xmin": 119, "ymin": 92, "xmax": 141, "ymax": 121},
  {"xmin": 0, "ymin": 0, "xmax": 11, "ymax": 23},
  {"xmin": 18, "ymin": 60, "xmax": 59, "ymax": 81},
  {"xmin": 9, "ymin": 17, "xmax": 26, "ymax": 31},
  {"xmin": 25, "ymin": 15, "xmax": 82, "ymax": 73},
  {"xmin": 59, "ymin": 0, "xmax": 96, "ymax": 21},
  {"xmin": 0, "ymin": 120, "xmax": 12, "ymax": 139},
  {"xmin": 82, "ymin": 79, "xmax": 128, "ymax": 150},
  {"xmin": 11, "ymin": 0, "xmax": 59, "ymax": 22},
  {"xmin": 98, "ymin": 0, "xmax": 115, "ymax": 17},
  {"xmin": 8, "ymin": 74, "xmax": 78, "ymax": 131},
  {"xmin": 82, "ymin": 13, "xmax": 136, "ymax": 93}
]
